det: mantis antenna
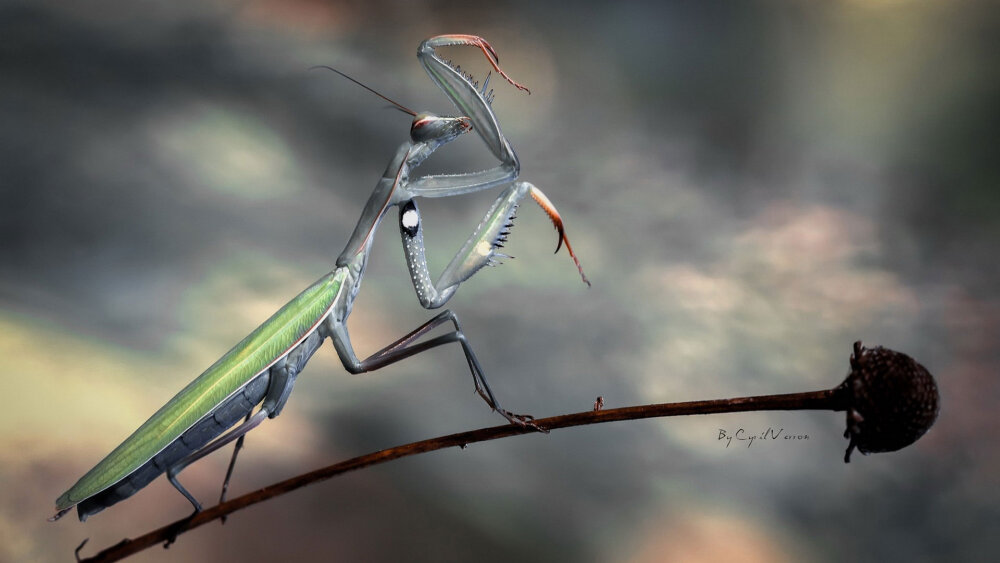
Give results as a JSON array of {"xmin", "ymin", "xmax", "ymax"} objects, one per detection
[{"xmin": 310, "ymin": 65, "xmax": 417, "ymax": 116}]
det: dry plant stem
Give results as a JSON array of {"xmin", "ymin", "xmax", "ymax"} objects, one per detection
[{"xmin": 79, "ymin": 387, "xmax": 847, "ymax": 563}]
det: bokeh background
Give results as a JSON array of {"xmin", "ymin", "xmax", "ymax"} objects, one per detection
[{"xmin": 2, "ymin": 1, "xmax": 997, "ymax": 561}]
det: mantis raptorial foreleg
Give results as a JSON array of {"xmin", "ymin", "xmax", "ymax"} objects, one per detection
[
  {"xmin": 406, "ymin": 36, "xmax": 526, "ymax": 196},
  {"xmin": 401, "ymin": 182, "xmax": 590, "ymax": 303}
]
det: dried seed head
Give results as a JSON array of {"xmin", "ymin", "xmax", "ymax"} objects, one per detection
[{"xmin": 841, "ymin": 341, "xmax": 940, "ymax": 462}]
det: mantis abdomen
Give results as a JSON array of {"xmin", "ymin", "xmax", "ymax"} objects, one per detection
[
  {"xmin": 76, "ymin": 371, "xmax": 273, "ymax": 520},
  {"xmin": 75, "ymin": 325, "xmax": 329, "ymax": 520}
]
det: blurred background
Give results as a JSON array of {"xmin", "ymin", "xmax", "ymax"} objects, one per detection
[{"xmin": 2, "ymin": 0, "xmax": 997, "ymax": 561}]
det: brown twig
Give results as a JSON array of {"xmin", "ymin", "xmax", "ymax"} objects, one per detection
[
  {"xmin": 78, "ymin": 388, "xmax": 844, "ymax": 563},
  {"xmin": 76, "ymin": 341, "xmax": 940, "ymax": 563}
]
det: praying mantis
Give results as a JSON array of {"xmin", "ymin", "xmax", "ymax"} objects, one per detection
[{"xmin": 50, "ymin": 35, "xmax": 588, "ymax": 523}]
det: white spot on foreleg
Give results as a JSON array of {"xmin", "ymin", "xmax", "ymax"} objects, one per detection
[{"xmin": 402, "ymin": 208, "xmax": 419, "ymax": 231}]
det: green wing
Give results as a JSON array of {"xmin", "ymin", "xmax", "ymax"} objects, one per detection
[{"xmin": 56, "ymin": 269, "xmax": 346, "ymax": 511}]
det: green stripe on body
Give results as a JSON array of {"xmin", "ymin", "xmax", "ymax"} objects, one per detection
[{"xmin": 56, "ymin": 269, "xmax": 345, "ymax": 510}]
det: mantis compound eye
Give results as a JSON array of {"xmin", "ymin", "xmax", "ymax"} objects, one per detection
[{"xmin": 409, "ymin": 113, "xmax": 434, "ymax": 141}]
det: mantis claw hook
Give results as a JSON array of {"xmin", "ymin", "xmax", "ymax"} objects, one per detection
[{"xmin": 529, "ymin": 186, "xmax": 590, "ymax": 287}]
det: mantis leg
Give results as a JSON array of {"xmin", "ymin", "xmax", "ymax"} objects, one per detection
[
  {"xmin": 218, "ymin": 412, "xmax": 251, "ymax": 508},
  {"xmin": 400, "ymin": 182, "xmax": 589, "ymax": 307},
  {"xmin": 167, "ymin": 408, "xmax": 271, "ymax": 515},
  {"xmin": 161, "ymin": 408, "xmax": 268, "ymax": 546},
  {"xmin": 170, "ymin": 330, "xmax": 322, "ymax": 515},
  {"xmin": 408, "ymin": 36, "xmax": 527, "ymax": 197},
  {"xmin": 327, "ymin": 314, "xmax": 539, "ymax": 427}
]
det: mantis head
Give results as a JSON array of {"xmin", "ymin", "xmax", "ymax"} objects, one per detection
[{"xmin": 309, "ymin": 65, "xmax": 474, "ymax": 150}]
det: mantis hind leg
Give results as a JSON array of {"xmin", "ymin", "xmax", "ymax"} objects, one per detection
[
  {"xmin": 216, "ymin": 330, "xmax": 321, "ymax": 512},
  {"xmin": 218, "ymin": 413, "xmax": 251, "ymax": 511},
  {"xmin": 162, "ymin": 408, "xmax": 269, "ymax": 546},
  {"xmin": 163, "ymin": 330, "xmax": 321, "ymax": 541},
  {"xmin": 166, "ymin": 408, "xmax": 271, "ymax": 515}
]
